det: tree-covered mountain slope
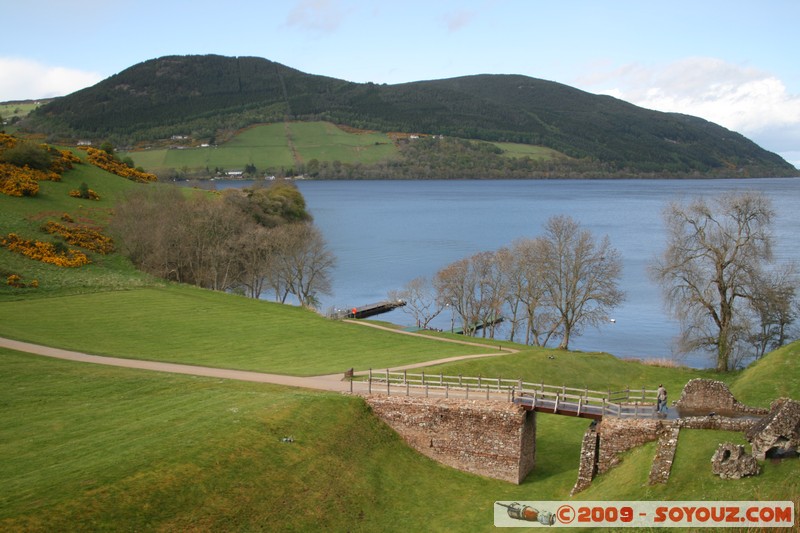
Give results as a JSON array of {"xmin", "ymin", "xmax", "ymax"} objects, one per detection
[{"xmin": 22, "ymin": 54, "xmax": 798, "ymax": 177}]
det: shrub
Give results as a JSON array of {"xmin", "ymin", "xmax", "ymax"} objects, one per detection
[
  {"xmin": 43, "ymin": 221, "xmax": 114, "ymax": 254},
  {"xmin": 69, "ymin": 182, "xmax": 100, "ymax": 200},
  {"xmin": 6, "ymin": 274, "xmax": 38, "ymax": 288},
  {"xmin": 0, "ymin": 163, "xmax": 40, "ymax": 196},
  {"xmin": 84, "ymin": 147, "xmax": 157, "ymax": 183},
  {"xmin": 1, "ymin": 233, "xmax": 91, "ymax": 267}
]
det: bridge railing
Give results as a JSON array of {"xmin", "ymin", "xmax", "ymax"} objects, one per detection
[{"xmin": 353, "ymin": 369, "xmax": 660, "ymax": 417}]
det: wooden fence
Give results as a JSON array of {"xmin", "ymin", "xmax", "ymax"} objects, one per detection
[{"xmin": 350, "ymin": 369, "xmax": 660, "ymax": 419}]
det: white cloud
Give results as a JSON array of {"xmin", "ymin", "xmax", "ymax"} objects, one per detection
[
  {"xmin": 576, "ymin": 58, "xmax": 800, "ymax": 167},
  {"xmin": 286, "ymin": 0, "xmax": 347, "ymax": 33},
  {"xmin": 0, "ymin": 57, "xmax": 102, "ymax": 101},
  {"xmin": 443, "ymin": 10, "xmax": 476, "ymax": 32}
]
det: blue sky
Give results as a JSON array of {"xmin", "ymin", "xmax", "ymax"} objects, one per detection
[{"xmin": 2, "ymin": 0, "xmax": 799, "ymax": 167}]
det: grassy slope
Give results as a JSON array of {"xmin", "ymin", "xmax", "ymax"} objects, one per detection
[
  {"xmin": 121, "ymin": 121, "xmax": 558, "ymax": 174},
  {"xmin": 0, "ymin": 348, "xmax": 592, "ymax": 532},
  {"xmin": 2, "ymin": 149, "xmax": 799, "ymax": 530},
  {"xmin": 2, "ymin": 342, "xmax": 798, "ymax": 532},
  {"xmin": 0, "ymin": 150, "xmax": 156, "ymax": 297},
  {"xmin": 0, "ymin": 285, "xmax": 492, "ymax": 375},
  {"xmin": 123, "ymin": 122, "xmax": 402, "ymax": 173}
]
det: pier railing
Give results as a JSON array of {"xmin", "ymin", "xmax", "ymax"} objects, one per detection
[{"xmin": 350, "ymin": 369, "xmax": 659, "ymax": 419}]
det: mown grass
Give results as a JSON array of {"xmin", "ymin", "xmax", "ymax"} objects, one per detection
[
  {"xmin": 419, "ymin": 347, "xmax": 719, "ymax": 404},
  {"xmin": 0, "ymin": 348, "xmax": 598, "ymax": 532},
  {"xmin": 122, "ymin": 121, "xmax": 399, "ymax": 173},
  {"xmin": 3, "ymin": 343, "xmax": 799, "ymax": 532},
  {"xmin": 0, "ymin": 285, "xmax": 495, "ymax": 375}
]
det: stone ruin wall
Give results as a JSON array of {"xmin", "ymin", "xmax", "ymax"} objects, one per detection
[
  {"xmin": 365, "ymin": 395, "xmax": 535, "ymax": 484},
  {"xmin": 595, "ymin": 418, "xmax": 663, "ymax": 474},
  {"xmin": 675, "ymin": 378, "xmax": 768, "ymax": 416}
]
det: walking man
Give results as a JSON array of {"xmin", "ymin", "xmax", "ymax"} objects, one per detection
[{"xmin": 657, "ymin": 384, "xmax": 667, "ymax": 415}]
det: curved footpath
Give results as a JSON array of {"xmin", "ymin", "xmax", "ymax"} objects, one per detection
[{"xmin": 0, "ymin": 323, "xmax": 516, "ymax": 393}]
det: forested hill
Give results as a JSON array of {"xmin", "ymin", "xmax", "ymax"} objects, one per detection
[{"xmin": 22, "ymin": 54, "xmax": 798, "ymax": 177}]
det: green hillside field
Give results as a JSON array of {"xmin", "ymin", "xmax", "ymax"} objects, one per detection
[
  {"xmin": 122, "ymin": 122, "xmax": 402, "ymax": 174},
  {"xmin": 1, "ymin": 153, "xmax": 798, "ymax": 531}
]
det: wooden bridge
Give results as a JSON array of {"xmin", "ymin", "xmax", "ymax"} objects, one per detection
[{"xmin": 350, "ymin": 369, "xmax": 659, "ymax": 420}]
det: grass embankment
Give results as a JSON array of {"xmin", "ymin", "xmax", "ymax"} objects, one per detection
[
  {"xmin": 0, "ymin": 348, "xmax": 589, "ymax": 532},
  {"xmin": 2, "ymin": 342, "xmax": 799, "ymax": 531},
  {"xmin": 0, "ymin": 285, "xmax": 494, "ymax": 375}
]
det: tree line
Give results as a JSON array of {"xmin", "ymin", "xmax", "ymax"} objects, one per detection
[
  {"xmin": 392, "ymin": 215, "xmax": 625, "ymax": 350},
  {"xmin": 392, "ymin": 192, "xmax": 797, "ymax": 371},
  {"xmin": 110, "ymin": 182, "xmax": 336, "ymax": 307}
]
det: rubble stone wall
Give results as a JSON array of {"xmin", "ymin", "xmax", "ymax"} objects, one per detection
[
  {"xmin": 365, "ymin": 395, "xmax": 535, "ymax": 484},
  {"xmin": 596, "ymin": 418, "xmax": 663, "ymax": 474},
  {"xmin": 675, "ymin": 379, "xmax": 768, "ymax": 416}
]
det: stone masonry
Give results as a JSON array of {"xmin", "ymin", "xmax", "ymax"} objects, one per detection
[
  {"xmin": 746, "ymin": 398, "xmax": 800, "ymax": 460},
  {"xmin": 365, "ymin": 395, "xmax": 536, "ymax": 484},
  {"xmin": 675, "ymin": 378, "xmax": 768, "ymax": 416}
]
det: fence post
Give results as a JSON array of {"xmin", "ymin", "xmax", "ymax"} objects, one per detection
[
  {"xmin": 406, "ymin": 380, "xmax": 409, "ymax": 396},
  {"xmin": 387, "ymin": 377, "xmax": 390, "ymax": 396},
  {"xmin": 486, "ymin": 386, "xmax": 489, "ymax": 400},
  {"xmin": 404, "ymin": 369, "xmax": 407, "ymax": 383},
  {"xmin": 445, "ymin": 383, "xmax": 449, "ymax": 398},
  {"xmin": 459, "ymin": 374, "xmax": 463, "ymax": 386},
  {"xmin": 641, "ymin": 387, "xmax": 645, "ymax": 401},
  {"xmin": 478, "ymin": 375, "xmax": 482, "ymax": 388},
  {"xmin": 421, "ymin": 370, "xmax": 425, "ymax": 385},
  {"xmin": 425, "ymin": 384, "xmax": 429, "ymax": 397},
  {"xmin": 466, "ymin": 384, "xmax": 470, "ymax": 399},
  {"xmin": 440, "ymin": 372, "xmax": 443, "ymax": 385},
  {"xmin": 497, "ymin": 376, "xmax": 501, "ymax": 391}
]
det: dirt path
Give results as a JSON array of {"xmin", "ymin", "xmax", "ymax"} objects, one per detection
[{"xmin": 0, "ymin": 323, "xmax": 516, "ymax": 393}]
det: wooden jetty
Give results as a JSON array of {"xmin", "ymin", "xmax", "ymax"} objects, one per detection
[{"xmin": 341, "ymin": 300, "xmax": 406, "ymax": 319}]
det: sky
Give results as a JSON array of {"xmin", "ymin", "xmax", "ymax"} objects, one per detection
[{"xmin": 2, "ymin": 0, "xmax": 799, "ymax": 168}]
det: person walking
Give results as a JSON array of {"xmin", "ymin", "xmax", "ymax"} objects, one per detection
[{"xmin": 657, "ymin": 384, "xmax": 667, "ymax": 415}]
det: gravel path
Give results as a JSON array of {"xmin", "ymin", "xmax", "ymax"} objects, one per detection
[{"xmin": 0, "ymin": 323, "xmax": 515, "ymax": 393}]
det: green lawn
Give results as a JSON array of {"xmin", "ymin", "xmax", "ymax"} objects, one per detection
[
  {"xmin": 0, "ymin": 348, "xmax": 594, "ymax": 532},
  {"xmin": 122, "ymin": 121, "xmax": 399, "ymax": 173},
  {"xmin": 3, "ymin": 344, "xmax": 798, "ymax": 532},
  {"xmin": 0, "ymin": 285, "xmax": 495, "ymax": 375}
]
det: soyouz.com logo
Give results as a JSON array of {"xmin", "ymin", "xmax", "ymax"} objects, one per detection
[{"xmin": 494, "ymin": 501, "xmax": 795, "ymax": 528}]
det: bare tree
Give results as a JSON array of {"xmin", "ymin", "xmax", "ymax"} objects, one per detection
[
  {"xmin": 389, "ymin": 276, "xmax": 443, "ymax": 329},
  {"xmin": 539, "ymin": 216, "xmax": 625, "ymax": 350},
  {"xmin": 271, "ymin": 224, "xmax": 336, "ymax": 308},
  {"xmin": 507, "ymin": 238, "xmax": 561, "ymax": 347},
  {"xmin": 434, "ymin": 251, "xmax": 506, "ymax": 338},
  {"xmin": 649, "ymin": 192, "xmax": 783, "ymax": 371},
  {"xmin": 745, "ymin": 263, "xmax": 798, "ymax": 359}
]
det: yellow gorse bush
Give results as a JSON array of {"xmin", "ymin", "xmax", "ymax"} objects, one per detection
[
  {"xmin": 43, "ymin": 221, "xmax": 114, "ymax": 254},
  {"xmin": 6, "ymin": 274, "xmax": 38, "ymax": 288},
  {"xmin": 1, "ymin": 233, "xmax": 90, "ymax": 267},
  {"xmin": 0, "ymin": 163, "xmax": 40, "ymax": 196},
  {"xmin": 0, "ymin": 136, "xmax": 82, "ymax": 197},
  {"xmin": 85, "ymin": 147, "xmax": 157, "ymax": 183}
]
